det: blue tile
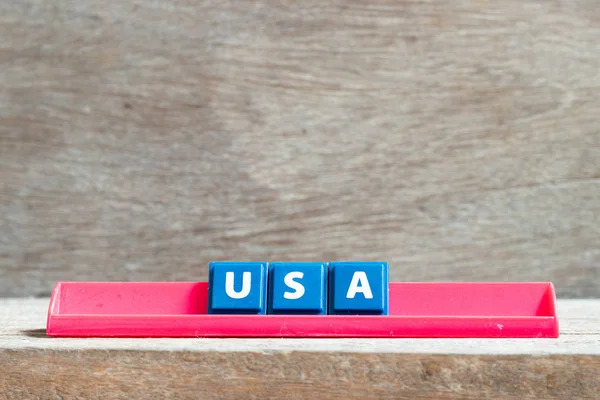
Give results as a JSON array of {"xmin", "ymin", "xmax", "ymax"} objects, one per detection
[
  {"xmin": 268, "ymin": 262, "xmax": 328, "ymax": 314},
  {"xmin": 208, "ymin": 261, "xmax": 268, "ymax": 314},
  {"xmin": 328, "ymin": 261, "xmax": 389, "ymax": 315}
]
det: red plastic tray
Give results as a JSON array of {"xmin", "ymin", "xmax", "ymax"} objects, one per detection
[{"xmin": 46, "ymin": 281, "xmax": 558, "ymax": 338}]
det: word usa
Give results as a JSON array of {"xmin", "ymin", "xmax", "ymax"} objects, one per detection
[{"xmin": 207, "ymin": 261, "xmax": 389, "ymax": 315}]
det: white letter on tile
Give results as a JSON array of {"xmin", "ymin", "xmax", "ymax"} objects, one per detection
[
  {"xmin": 225, "ymin": 271, "xmax": 251, "ymax": 299},
  {"xmin": 283, "ymin": 272, "xmax": 305, "ymax": 299},
  {"xmin": 346, "ymin": 271, "xmax": 373, "ymax": 299}
]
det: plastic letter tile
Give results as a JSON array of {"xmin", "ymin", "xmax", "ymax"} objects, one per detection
[
  {"xmin": 268, "ymin": 262, "xmax": 328, "ymax": 314},
  {"xmin": 328, "ymin": 261, "xmax": 389, "ymax": 315},
  {"xmin": 208, "ymin": 261, "xmax": 268, "ymax": 314}
]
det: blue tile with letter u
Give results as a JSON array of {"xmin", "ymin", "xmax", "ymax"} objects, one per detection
[
  {"xmin": 208, "ymin": 261, "xmax": 268, "ymax": 314},
  {"xmin": 268, "ymin": 262, "xmax": 328, "ymax": 314},
  {"xmin": 328, "ymin": 261, "xmax": 389, "ymax": 315}
]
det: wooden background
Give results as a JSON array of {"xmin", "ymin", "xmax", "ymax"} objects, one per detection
[{"xmin": 1, "ymin": 0, "xmax": 599, "ymax": 298}]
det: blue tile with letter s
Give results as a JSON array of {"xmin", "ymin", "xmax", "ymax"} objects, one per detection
[
  {"xmin": 328, "ymin": 261, "xmax": 389, "ymax": 315},
  {"xmin": 208, "ymin": 261, "xmax": 268, "ymax": 314},
  {"xmin": 268, "ymin": 262, "xmax": 328, "ymax": 314}
]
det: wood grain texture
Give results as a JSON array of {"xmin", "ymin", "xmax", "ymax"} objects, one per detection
[
  {"xmin": 2, "ymin": 351, "xmax": 599, "ymax": 400},
  {"xmin": 1, "ymin": 299, "xmax": 599, "ymax": 399},
  {"xmin": 1, "ymin": 0, "xmax": 599, "ymax": 298}
]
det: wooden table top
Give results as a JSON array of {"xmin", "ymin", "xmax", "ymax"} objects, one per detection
[{"xmin": 1, "ymin": 298, "xmax": 598, "ymax": 399}]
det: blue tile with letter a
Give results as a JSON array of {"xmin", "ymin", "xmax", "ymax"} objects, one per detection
[
  {"xmin": 328, "ymin": 261, "xmax": 389, "ymax": 315},
  {"xmin": 268, "ymin": 262, "xmax": 328, "ymax": 314},
  {"xmin": 208, "ymin": 261, "xmax": 268, "ymax": 314}
]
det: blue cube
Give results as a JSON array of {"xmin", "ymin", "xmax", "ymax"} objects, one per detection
[
  {"xmin": 328, "ymin": 261, "xmax": 389, "ymax": 315},
  {"xmin": 268, "ymin": 262, "xmax": 328, "ymax": 314},
  {"xmin": 208, "ymin": 261, "xmax": 268, "ymax": 314}
]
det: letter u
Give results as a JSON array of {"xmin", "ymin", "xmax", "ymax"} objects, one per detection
[{"xmin": 225, "ymin": 271, "xmax": 251, "ymax": 299}]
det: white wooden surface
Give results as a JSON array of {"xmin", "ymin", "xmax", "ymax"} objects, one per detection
[{"xmin": 1, "ymin": 298, "xmax": 598, "ymax": 354}]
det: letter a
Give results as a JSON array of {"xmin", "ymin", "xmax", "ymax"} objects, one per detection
[
  {"xmin": 346, "ymin": 271, "xmax": 373, "ymax": 299},
  {"xmin": 283, "ymin": 271, "xmax": 305, "ymax": 300},
  {"xmin": 225, "ymin": 271, "xmax": 251, "ymax": 299}
]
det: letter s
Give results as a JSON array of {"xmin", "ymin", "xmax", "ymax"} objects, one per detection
[{"xmin": 283, "ymin": 272, "xmax": 305, "ymax": 300}]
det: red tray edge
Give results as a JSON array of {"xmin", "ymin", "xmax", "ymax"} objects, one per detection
[{"xmin": 46, "ymin": 281, "xmax": 559, "ymax": 338}]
